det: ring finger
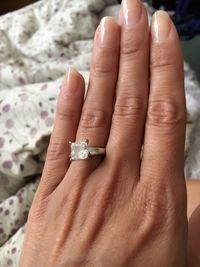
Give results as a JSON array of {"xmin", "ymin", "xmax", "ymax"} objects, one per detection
[{"xmin": 70, "ymin": 17, "xmax": 121, "ymax": 173}]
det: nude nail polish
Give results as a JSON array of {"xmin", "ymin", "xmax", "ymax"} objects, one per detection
[
  {"xmin": 61, "ymin": 68, "xmax": 79, "ymax": 97},
  {"xmin": 99, "ymin": 16, "xmax": 119, "ymax": 47},
  {"xmin": 151, "ymin": 11, "xmax": 171, "ymax": 43},
  {"xmin": 120, "ymin": 0, "xmax": 142, "ymax": 27}
]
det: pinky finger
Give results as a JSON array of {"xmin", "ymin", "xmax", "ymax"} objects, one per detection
[{"xmin": 38, "ymin": 68, "xmax": 85, "ymax": 197}]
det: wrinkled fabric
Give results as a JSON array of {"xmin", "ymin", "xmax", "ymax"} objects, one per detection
[{"xmin": 0, "ymin": 0, "xmax": 200, "ymax": 265}]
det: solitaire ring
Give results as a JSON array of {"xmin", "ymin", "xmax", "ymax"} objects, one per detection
[{"xmin": 69, "ymin": 140, "xmax": 106, "ymax": 161}]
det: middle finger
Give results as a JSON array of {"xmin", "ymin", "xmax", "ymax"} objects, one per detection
[{"xmin": 107, "ymin": 0, "xmax": 149, "ymax": 175}]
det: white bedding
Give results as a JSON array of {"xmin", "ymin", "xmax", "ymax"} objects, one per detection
[{"xmin": 0, "ymin": 0, "xmax": 200, "ymax": 265}]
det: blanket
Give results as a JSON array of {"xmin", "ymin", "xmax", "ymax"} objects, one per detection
[{"xmin": 0, "ymin": 0, "xmax": 200, "ymax": 265}]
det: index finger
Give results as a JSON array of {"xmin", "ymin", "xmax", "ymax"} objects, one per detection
[{"xmin": 141, "ymin": 11, "xmax": 186, "ymax": 185}]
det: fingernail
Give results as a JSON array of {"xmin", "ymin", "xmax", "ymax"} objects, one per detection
[
  {"xmin": 120, "ymin": 0, "xmax": 142, "ymax": 27},
  {"xmin": 99, "ymin": 16, "xmax": 119, "ymax": 47},
  {"xmin": 61, "ymin": 68, "xmax": 80, "ymax": 97},
  {"xmin": 151, "ymin": 11, "xmax": 171, "ymax": 43}
]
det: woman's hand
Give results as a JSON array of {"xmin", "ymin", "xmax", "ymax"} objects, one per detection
[{"xmin": 19, "ymin": 0, "xmax": 194, "ymax": 266}]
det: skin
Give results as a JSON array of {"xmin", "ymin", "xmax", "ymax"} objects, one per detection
[
  {"xmin": 19, "ymin": 0, "xmax": 200, "ymax": 266},
  {"xmin": 187, "ymin": 181, "xmax": 200, "ymax": 218},
  {"xmin": 187, "ymin": 181, "xmax": 200, "ymax": 267}
]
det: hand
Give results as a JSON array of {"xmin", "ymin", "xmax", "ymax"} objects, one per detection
[{"xmin": 19, "ymin": 0, "xmax": 198, "ymax": 266}]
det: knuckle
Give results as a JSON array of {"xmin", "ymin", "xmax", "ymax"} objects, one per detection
[
  {"xmin": 97, "ymin": 45, "xmax": 116, "ymax": 58},
  {"xmin": 114, "ymin": 94, "xmax": 146, "ymax": 119},
  {"xmin": 147, "ymin": 99, "xmax": 185, "ymax": 129},
  {"xmin": 80, "ymin": 108, "xmax": 109, "ymax": 130},
  {"xmin": 121, "ymin": 37, "xmax": 146, "ymax": 58},
  {"xmin": 46, "ymin": 139, "xmax": 68, "ymax": 161},
  {"xmin": 133, "ymin": 181, "xmax": 168, "ymax": 236},
  {"xmin": 151, "ymin": 46, "xmax": 181, "ymax": 72},
  {"xmin": 56, "ymin": 101, "xmax": 76, "ymax": 122},
  {"xmin": 138, "ymin": 179, "xmax": 186, "ymax": 236},
  {"xmin": 93, "ymin": 47, "xmax": 117, "ymax": 77},
  {"xmin": 93, "ymin": 63, "xmax": 115, "ymax": 77},
  {"xmin": 143, "ymin": 187, "xmax": 167, "ymax": 233}
]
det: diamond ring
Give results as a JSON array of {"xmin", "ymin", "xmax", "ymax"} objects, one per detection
[{"xmin": 69, "ymin": 140, "xmax": 106, "ymax": 161}]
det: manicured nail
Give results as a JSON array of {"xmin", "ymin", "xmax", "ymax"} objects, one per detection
[
  {"xmin": 151, "ymin": 11, "xmax": 171, "ymax": 43},
  {"xmin": 99, "ymin": 16, "xmax": 119, "ymax": 47},
  {"xmin": 120, "ymin": 0, "xmax": 142, "ymax": 27},
  {"xmin": 62, "ymin": 68, "xmax": 80, "ymax": 97}
]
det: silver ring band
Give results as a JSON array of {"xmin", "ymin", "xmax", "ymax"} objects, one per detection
[
  {"xmin": 88, "ymin": 147, "xmax": 106, "ymax": 156},
  {"xmin": 69, "ymin": 140, "xmax": 106, "ymax": 161}
]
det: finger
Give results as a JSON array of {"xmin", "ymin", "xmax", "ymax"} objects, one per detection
[
  {"xmin": 141, "ymin": 11, "xmax": 186, "ymax": 184},
  {"xmin": 39, "ymin": 69, "xmax": 85, "ymax": 196},
  {"xmin": 71, "ymin": 17, "xmax": 120, "ymax": 171},
  {"xmin": 107, "ymin": 0, "xmax": 149, "ymax": 172}
]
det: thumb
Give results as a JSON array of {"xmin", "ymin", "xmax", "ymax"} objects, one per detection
[{"xmin": 187, "ymin": 204, "xmax": 200, "ymax": 267}]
